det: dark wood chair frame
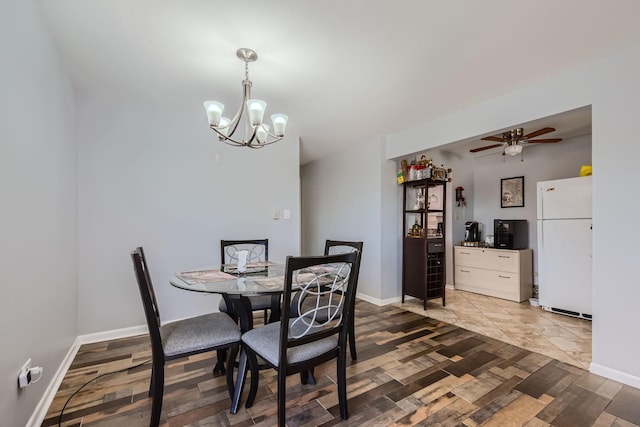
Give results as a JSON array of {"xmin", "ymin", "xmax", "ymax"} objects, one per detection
[
  {"xmin": 324, "ymin": 240, "xmax": 363, "ymax": 361},
  {"xmin": 131, "ymin": 247, "xmax": 240, "ymax": 427},
  {"xmin": 231, "ymin": 252, "xmax": 360, "ymax": 426}
]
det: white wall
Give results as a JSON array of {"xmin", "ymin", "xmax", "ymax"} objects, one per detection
[
  {"xmin": 77, "ymin": 96, "xmax": 301, "ymax": 333},
  {"xmin": 386, "ymin": 46, "xmax": 640, "ymax": 387},
  {"xmin": 301, "ymin": 137, "xmax": 398, "ymax": 302},
  {"xmin": 0, "ymin": 1, "xmax": 78, "ymax": 425}
]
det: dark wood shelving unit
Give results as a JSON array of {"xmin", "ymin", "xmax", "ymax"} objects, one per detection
[{"xmin": 401, "ymin": 178, "xmax": 446, "ymax": 309}]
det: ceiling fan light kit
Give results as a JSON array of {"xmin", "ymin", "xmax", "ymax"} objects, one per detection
[
  {"xmin": 470, "ymin": 127, "xmax": 562, "ymax": 158},
  {"xmin": 204, "ymin": 48, "xmax": 288, "ymax": 148},
  {"xmin": 504, "ymin": 144, "xmax": 523, "ymax": 156}
]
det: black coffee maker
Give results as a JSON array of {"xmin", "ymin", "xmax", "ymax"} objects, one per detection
[{"xmin": 464, "ymin": 221, "xmax": 480, "ymax": 242}]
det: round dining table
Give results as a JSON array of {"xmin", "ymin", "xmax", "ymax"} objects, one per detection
[{"xmin": 169, "ymin": 262, "xmax": 285, "ymax": 333}]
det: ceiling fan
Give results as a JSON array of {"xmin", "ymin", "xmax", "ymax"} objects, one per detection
[{"xmin": 470, "ymin": 127, "xmax": 562, "ymax": 156}]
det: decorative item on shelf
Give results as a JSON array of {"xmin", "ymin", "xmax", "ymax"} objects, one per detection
[
  {"xmin": 401, "ymin": 160, "xmax": 409, "ymax": 181},
  {"xmin": 418, "ymin": 155, "xmax": 432, "ymax": 179},
  {"xmin": 415, "ymin": 188, "xmax": 425, "ymax": 210},
  {"xmin": 203, "ymin": 48, "xmax": 288, "ymax": 148},
  {"xmin": 432, "ymin": 166, "xmax": 446, "ymax": 181},
  {"xmin": 408, "ymin": 218, "xmax": 424, "ymax": 237},
  {"xmin": 428, "ymin": 193, "xmax": 438, "ymax": 209}
]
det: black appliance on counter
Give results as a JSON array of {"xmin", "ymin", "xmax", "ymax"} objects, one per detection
[
  {"xmin": 464, "ymin": 221, "xmax": 480, "ymax": 242},
  {"xmin": 494, "ymin": 219, "xmax": 528, "ymax": 249}
]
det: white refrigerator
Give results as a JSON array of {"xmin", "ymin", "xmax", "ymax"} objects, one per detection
[{"xmin": 536, "ymin": 176, "xmax": 592, "ymax": 318}]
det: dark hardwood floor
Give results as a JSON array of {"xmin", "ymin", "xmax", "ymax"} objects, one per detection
[{"xmin": 43, "ymin": 300, "xmax": 640, "ymax": 426}]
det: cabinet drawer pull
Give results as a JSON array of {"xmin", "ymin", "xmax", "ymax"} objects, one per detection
[
  {"xmin": 460, "ymin": 251, "xmax": 470, "ymax": 255},
  {"xmin": 460, "ymin": 269, "xmax": 470, "ymax": 273},
  {"xmin": 498, "ymin": 255, "xmax": 511, "ymax": 259},
  {"xmin": 432, "ymin": 244, "xmax": 442, "ymax": 247},
  {"xmin": 498, "ymin": 275, "xmax": 510, "ymax": 279}
]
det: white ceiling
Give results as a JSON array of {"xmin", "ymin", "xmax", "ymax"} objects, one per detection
[{"xmin": 36, "ymin": 0, "xmax": 640, "ymax": 164}]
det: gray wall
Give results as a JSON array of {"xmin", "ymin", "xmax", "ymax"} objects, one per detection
[
  {"xmin": 301, "ymin": 137, "xmax": 399, "ymax": 302},
  {"xmin": 0, "ymin": 1, "xmax": 78, "ymax": 425},
  {"xmin": 77, "ymin": 95, "xmax": 301, "ymax": 333}
]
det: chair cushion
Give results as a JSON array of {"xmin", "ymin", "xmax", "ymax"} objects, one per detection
[
  {"xmin": 241, "ymin": 320, "xmax": 338, "ymax": 366},
  {"xmin": 161, "ymin": 312, "xmax": 241, "ymax": 358},
  {"xmin": 219, "ymin": 294, "xmax": 274, "ymax": 312}
]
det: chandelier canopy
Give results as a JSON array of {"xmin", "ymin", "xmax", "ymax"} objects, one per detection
[{"xmin": 204, "ymin": 48, "xmax": 288, "ymax": 148}]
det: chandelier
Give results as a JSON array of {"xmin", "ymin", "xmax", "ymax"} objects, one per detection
[{"xmin": 204, "ymin": 48, "xmax": 288, "ymax": 148}]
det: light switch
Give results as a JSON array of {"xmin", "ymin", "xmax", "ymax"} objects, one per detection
[
  {"xmin": 273, "ymin": 210, "xmax": 280, "ymax": 220},
  {"xmin": 283, "ymin": 209, "xmax": 291, "ymax": 219}
]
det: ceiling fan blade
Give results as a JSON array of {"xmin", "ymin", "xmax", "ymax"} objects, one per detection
[
  {"xmin": 470, "ymin": 143, "xmax": 503, "ymax": 153},
  {"xmin": 480, "ymin": 135, "xmax": 504, "ymax": 142},
  {"xmin": 524, "ymin": 127, "xmax": 556, "ymax": 139},
  {"xmin": 527, "ymin": 138, "xmax": 562, "ymax": 144}
]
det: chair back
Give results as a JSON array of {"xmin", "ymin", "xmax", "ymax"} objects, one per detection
[
  {"xmin": 279, "ymin": 252, "xmax": 359, "ymax": 364},
  {"xmin": 131, "ymin": 247, "xmax": 164, "ymax": 361},
  {"xmin": 324, "ymin": 240, "xmax": 363, "ymax": 257},
  {"xmin": 221, "ymin": 239, "xmax": 269, "ymax": 266},
  {"xmin": 325, "ymin": 239, "xmax": 363, "ymax": 286}
]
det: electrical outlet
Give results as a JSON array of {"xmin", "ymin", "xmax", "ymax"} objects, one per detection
[
  {"xmin": 273, "ymin": 210, "xmax": 280, "ymax": 220},
  {"xmin": 18, "ymin": 358, "xmax": 31, "ymax": 389},
  {"xmin": 283, "ymin": 209, "xmax": 291, "ymax": 220}
]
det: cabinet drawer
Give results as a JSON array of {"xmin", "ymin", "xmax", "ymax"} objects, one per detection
[
  {"xmin": 482, "ymin": 250, "xmax": 519, "ymax": 273},
  {"xmin": 428, "ymin": 239, "xmax": 444, "ymax": 253},
  {"xmin": 454, "ymin": 247, "xmax": 519, "ymax": 273},
  {"xmin": 454, "ymin": 266, "xmax": 521, "ymax": 301},
  {"xmin": 454, "ymin": 247, "xmax": 483, "ymax": 267}
]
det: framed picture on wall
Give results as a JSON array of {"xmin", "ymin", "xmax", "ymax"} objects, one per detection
[{"xmin": 501, "ymin": 176, "xmax": 524, "ymax": 208}]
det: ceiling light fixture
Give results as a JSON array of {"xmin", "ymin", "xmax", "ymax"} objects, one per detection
[
  {"xmin": 504, "ymin": 143, "xmax": 523, "ymax": 156},
  {"xmin": 204, "ymin": 48, "xmax": 288, "ymax": 148}
]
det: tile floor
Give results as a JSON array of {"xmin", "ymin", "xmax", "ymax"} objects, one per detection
[{"xmin": 393, "ymin": 288, "xmax": 592, "ymax": 369}]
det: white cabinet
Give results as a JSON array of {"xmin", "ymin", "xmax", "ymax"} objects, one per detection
[{"xmin": 454, "ymin": 246, "xmax": 533, "ymax": 302}]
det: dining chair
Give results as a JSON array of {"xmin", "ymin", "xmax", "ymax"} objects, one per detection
[
  {"xmin": 218, "ymin": 239, "xmax": 275, "ymax": 324},
  {"xmin": 235, "ymin": 252, "xmax": 359, "ymax": 426},
  {"xmin": 131, "ymin": 247, "xmax": 241, "ymax": 427},
  {"xmin": 291, "ymin": 240, "xmax": 363, "ymax": 361}
]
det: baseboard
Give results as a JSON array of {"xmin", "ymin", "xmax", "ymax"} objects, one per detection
[
  {"xmin": 26, "ymin": 336, "xmax": 81, "ymax": 427},
  {"xmin": 28, "ymin": 324, "xmax": 148, "ymax": 427},
  {"xmin": 590, "ymin": 362, "xmax": 640, "ymax": 389},
  {"xmin": 77, "ymin": 324, "xmax": 148, "ymax": 345},
  {"xmin": 356, "ymin": 293, "xmax": 403, "ymax": 306}
]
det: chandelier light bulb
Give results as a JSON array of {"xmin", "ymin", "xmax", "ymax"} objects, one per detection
[
  {"xmin": 256, "ymin": 124, "xmax": 270, "ymax": 143},
  {"xmin": 271, "ymin": 114, "xmax": 288, "ymax": 137},
  {"xmin": 247, "ymin": 99, "xmax": 266, "ymax": 126},
  {"xmin": 217, "ymin": 117, "xmax": 231, "ymax": 138},
  {"xmin": 204, "ymin": 101, "xmax": 224, "ymax": 126}
]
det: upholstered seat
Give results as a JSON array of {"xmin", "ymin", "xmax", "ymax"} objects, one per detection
[{"xmin": 160, "ymin": 313, "xmax": 240, "ymax": 358}]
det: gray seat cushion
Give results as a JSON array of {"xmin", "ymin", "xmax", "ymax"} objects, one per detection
[
  {"xmin": 161, "ymin": 312, "xmax": 241, "ymax": 358},
  {"xmin": 241, "ymin": 320, "xmax": 338, "ymax": 366},
  {"xmin": 219, "ymin": 294, "xmax": 274, "ymax": 312}
]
